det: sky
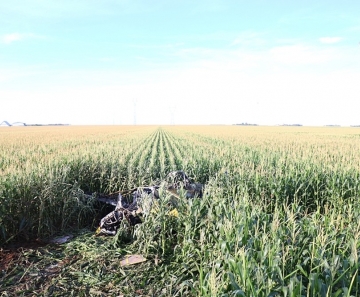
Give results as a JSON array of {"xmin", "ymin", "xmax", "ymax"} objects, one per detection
[{"xmin": 1, "ymin": 0, "xmax": 360, "ymax": 126}]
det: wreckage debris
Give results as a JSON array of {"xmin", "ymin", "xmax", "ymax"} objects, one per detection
[
  {"xmin": 95, "ymin": 171, "xmax": 203, "ymax": 236},
  {"xmin": 120, "ymin": 254, "xmax": 147, "ymax": 266},
  {"xmin": 50, "ymin": 235, "xmax": 74, "ymax": 244}
]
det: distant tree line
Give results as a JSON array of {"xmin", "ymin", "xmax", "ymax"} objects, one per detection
[
  {"xmin": 0, "ymin": 121, "xmax": 69, "ymax": 127},
  {"xmin": 234, "ymin": 123, "xmax": 258, "ymax": 126},
  {"xmin": 279, "ymin": 124, "xmax": 303, "ymax": 126}
]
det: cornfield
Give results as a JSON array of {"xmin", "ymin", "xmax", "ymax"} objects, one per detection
[{"xmin": 1, "ymin": 125, "xmax": 359, "ymax": 296}]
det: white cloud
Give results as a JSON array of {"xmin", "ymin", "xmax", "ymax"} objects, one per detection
[
  {"xmin": 269, "ymin": 44, "xmax": 339, "ymax": 66},
  {"xmin": 2, "ymin": 33, "xmax": 23, "ymax": 44},
  {"xmin": 231, "ymin": 31, "xmax": 266, "ymax": 47},
  {"xmin": 99, "ymin": 57, "xmax": 115, "ymax": 62},
  {"xmin": 319, "ymin": 37, "xmax": 342, "ymax": 44},
  {"xmin": 0, "ymin": 1, "xmax": 151, "ymax": 21},
  {"xmin": 2, "ymin": 33, "xmax": 43, "ymax": 44}
]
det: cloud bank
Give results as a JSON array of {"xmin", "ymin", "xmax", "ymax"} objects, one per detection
[{"xmin": 319, "ymin": 37, "xmax": 342, "ymax": 44}]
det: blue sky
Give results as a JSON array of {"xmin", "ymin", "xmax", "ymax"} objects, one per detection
[{"xmin": 1, "ymin": 0, "xmax": 360, "ymax": 125}]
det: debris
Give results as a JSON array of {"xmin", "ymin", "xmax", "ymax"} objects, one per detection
[
  {"xmin": 168, "ymin": 208, "xmax": 179, "ymax": 217},
  {"xmin": 50, "ymin": 235, "xmax": 73, "ymax": 244},
  {"xmin": 95, "ymin": 171, "xmax": 203, "ymax": 236},
  {"xmin": 44, "ymin": 263, "xmax": 61, "ymax": 275},
  {"xmin": 120, "ymin": 254, "xmax": 147, "ymax": 266}
]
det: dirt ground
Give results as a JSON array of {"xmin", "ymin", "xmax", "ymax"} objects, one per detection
[{"xmin": 1, "ymin": 240, "xmax": 47, "ymax": 270}]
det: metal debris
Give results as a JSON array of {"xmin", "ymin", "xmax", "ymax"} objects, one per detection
[
  {"xmin": 120, "ymin": 254, "xmax": 147, "ymax": 266},
  {"xmin": 95, "ymin": 171, "xmax": 203, "ymax": 236},
  {"xmin": 50, "ymin": 235, "xmax": 73, "ymax": 244}
]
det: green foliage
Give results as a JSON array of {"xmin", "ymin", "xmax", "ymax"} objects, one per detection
[{"xmin": 1, "ymin": 126, "xmax": 360, "ymax": 296}]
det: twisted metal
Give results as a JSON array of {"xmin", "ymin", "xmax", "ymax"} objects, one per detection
[{"xmin": 96, "ymin": 171, "xmax": 203, "ymax": 236}]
